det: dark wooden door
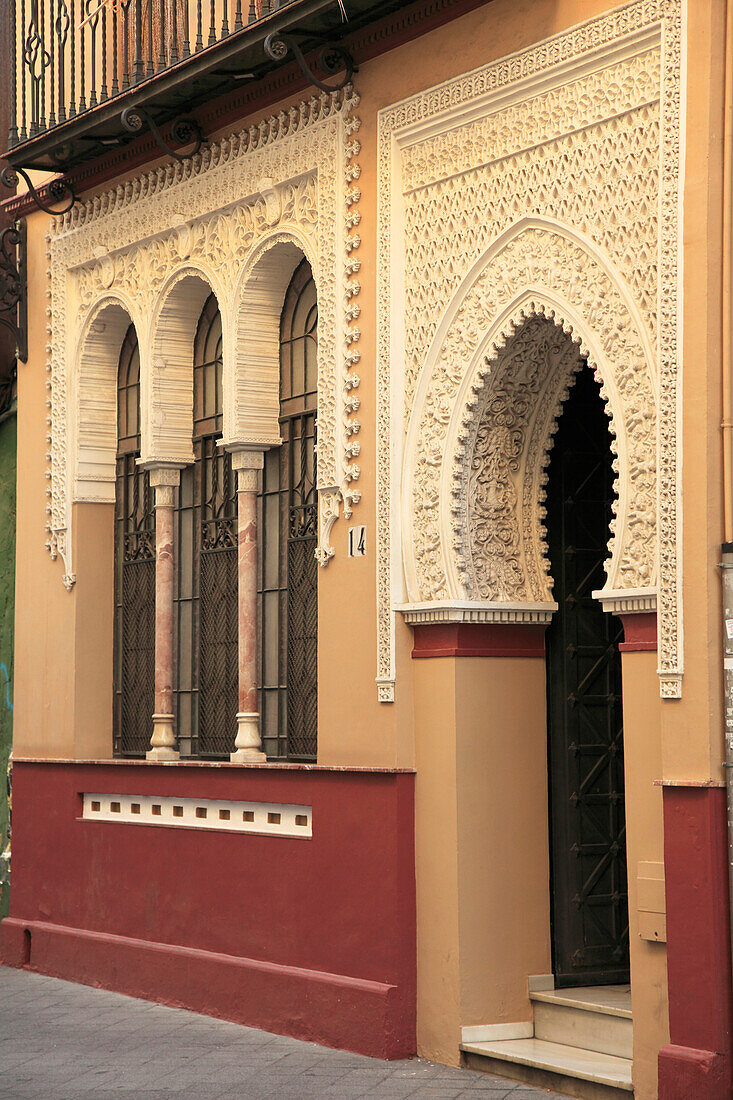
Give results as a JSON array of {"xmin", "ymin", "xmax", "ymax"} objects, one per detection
[{"xmin": 545, "ymin": 366, "xmax": 630, "ymax": 988}]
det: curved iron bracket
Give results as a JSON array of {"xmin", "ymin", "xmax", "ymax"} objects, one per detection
[
  {"xmin": 121, "ymin": 107, "xmax": 204, "ymax": 163},
  {"xmin": 264, "ymin": 32, "xmax": 356, "ymax": 92},
  {"xmin": 0, "ymin": 166, "xmax": 76, "ymax": 216},
  {"xmin": 0, "ymin": 221, "xmax": 27, "ymax": 364}
]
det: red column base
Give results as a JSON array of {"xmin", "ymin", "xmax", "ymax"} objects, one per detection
[
  {"xmin": 659, "ymin": 786, "xmax": 733, "ymax": 1099},
  {"xmin": 659, "ymin": 1044, "xmax": 730, "ymax": 1100}
]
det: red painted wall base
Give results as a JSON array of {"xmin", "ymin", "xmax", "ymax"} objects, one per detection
[
  {"xmin": 1, "ymin": 918, "xmax": 401, "ymax": 1054},
  {"xmin": 1, "ymin": 761, "xmax": 417, "ymax": 1060},
  {"xmin": 658, "ymin": 1044, "xmax": 729, "ymax": 1100},
  {"xmin": 658, "ymin": 786, "xmax": 733, "ymax": 1100}
]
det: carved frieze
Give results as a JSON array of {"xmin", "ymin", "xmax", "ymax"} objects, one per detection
[{"xmin": 45, "ymin": 86, "xmax": 363, "ymax": 587}]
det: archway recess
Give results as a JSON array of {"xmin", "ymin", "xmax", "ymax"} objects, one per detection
[
  {"xmin": 226, "ymin": 234, "xmax": 316, "ymax": 453},
  {"xmin": 74, "ymin": 298, "xmax": 138, "ymax": 504},
  {"xmin": 146, "ymin": 270, "xmax": 221, "ymax": 466},
  {"xmin": 401, "ymin": 223, "xmax": 657, "ymax": 620}
]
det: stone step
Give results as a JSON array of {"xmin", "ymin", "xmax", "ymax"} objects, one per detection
[
  {"xmin": 461, "ymin": 1036, "xmax": 633, "ymax": 1094},
  {"xmin": 531, "ymin": 986, "xmax": 633, "ymax": 1060}
]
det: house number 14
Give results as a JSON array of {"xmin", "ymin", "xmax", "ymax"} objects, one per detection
[{"xmin": 348, "ymin": 526, "xmax": 367, "ymax": 557}]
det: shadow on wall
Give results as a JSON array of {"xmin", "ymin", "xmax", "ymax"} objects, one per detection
[{"xmin": 0, "ymin": 406, "xmax": 16, "ymax": 919}]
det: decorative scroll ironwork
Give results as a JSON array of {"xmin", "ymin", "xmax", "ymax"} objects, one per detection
[
  {"xmin": 0, "ymin": 167, "xmax": 76, "ymax": 216},
  {"xmin": 120, "ymin": 105, "xmax": 204, "ymax": 163},
  {"xmin": 0, "ymin": 222, "xmax": 27, "ymax": 364},
  {"xmin": 264, "ymin": 31, "xmax": 356, "ymax": 91}
]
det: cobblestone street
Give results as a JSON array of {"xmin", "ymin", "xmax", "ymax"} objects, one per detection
[{"xmin": 0, "ymin": 968, "xmax": 566, "ymax": 1100}]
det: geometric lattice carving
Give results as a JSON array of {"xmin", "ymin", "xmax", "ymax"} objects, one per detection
[
  {"xmin": 45, "ymin": 85, "xmax": 362, "ymax": 587},
  {"xmin": 377, "ymin": 2, "xmax": 681, "ymax": 700}
]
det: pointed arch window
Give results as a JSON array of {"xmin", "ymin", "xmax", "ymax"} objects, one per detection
[
  {"xmin": 174, "ymin": 295, "xmax": 238, "ymax": 757},
  {"xmin": 114, "ymin": 325, "xmax": 155, "ymax": 757},
  {"xmin": 259, "ymin": 258, "xmax": 318, "ymax": 760}
]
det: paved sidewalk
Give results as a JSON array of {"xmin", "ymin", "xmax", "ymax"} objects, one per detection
[{"xmin": 0, "ymin": 967, "xmax": 565, "ymax": 1100}]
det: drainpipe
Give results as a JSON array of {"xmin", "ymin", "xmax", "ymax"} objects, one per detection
[{"xmin": 722, "ymin": 0, "xmax": 733, "ymax": 998}]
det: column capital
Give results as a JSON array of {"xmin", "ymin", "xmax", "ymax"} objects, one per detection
[
  {"xmin": 229, "ymin": 449, "xmax": 266, "ymax": 472},
  {"xmin": 227, "ymin": 449, "xmax": 265, "ymax": 493},
  {"xmin": 139, "ymin": 462, "xmax": 185, "ymax": 489}
]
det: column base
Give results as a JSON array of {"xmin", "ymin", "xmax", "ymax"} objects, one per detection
[
  {"xmin": 230, "ymin": 748, "xmax": 267, "ymax": 763},
  {"xmin": 231, "ymin": 712, "xmax": 266, "ymax": 762},
  {"xmin": 146, "ymin": 746, "xmax": 180, "ymax": 761},
  {"xmin": 147, "ymin": 714, "xmax": 179, "ymax": 761}
]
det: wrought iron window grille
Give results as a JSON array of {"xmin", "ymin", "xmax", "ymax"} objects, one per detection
[
  {"xmin": 174, "ymin": 294, "xmax": 238, "ymax": 760},
  {"xmin": 258, "ymin": 256, "xmax": 318, "ymax": 762},
  {"xmin": 114, "ymin": 324, "xmax": 156, "ymax": 757}
]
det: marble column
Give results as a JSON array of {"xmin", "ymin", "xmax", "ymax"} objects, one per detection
[
  {"xmin": 147, "ymin": 466, "xmax": 181, "ymax": 761},
  {"xmin": 231, "ymin": 450, "xmax": 267, "ymax": 763}
]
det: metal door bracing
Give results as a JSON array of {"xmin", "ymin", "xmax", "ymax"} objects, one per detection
[{"xmin": 545, "ymin": 365, "xmax": 630, "ymax": 988}]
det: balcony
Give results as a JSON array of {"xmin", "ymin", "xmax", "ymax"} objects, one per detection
[{"xmin": 5, "ymin": 0, "xmax": 409, "ymax": 174}]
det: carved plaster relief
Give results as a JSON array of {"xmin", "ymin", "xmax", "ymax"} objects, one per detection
[
  {"xmin": 45, "ymin": 86, "xmax": 362, "ymax": 588},
  {"xmin": 378, "ymin": 1, "xmax": 681, "ymax": 701}
]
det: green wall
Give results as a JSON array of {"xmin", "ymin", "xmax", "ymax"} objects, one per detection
[{"xmin": 0, "ymin": 409, "xmax": 16, "ymax": 918}]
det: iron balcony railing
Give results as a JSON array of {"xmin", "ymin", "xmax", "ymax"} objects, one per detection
[{"xmin": 10, "ymin": 1, "xmax": 301, "ymax": 150}]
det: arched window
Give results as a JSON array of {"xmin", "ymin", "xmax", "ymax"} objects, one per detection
[
  {"xmin": 259, "ymin": 258, "xmax": 318, "ymax": 760},
  {"xmin": 174, "ymin": 294, "xmax": 237, "ymax": 757},
  {"xmin": 114, "ymin": 325, "xmax": 155, "ymax": 756}
]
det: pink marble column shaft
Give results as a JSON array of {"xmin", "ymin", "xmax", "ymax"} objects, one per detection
[
  {"xmin": 231, "ymin": 451, "xmax": 266, "ymax": 762},
  {"xmin": 147, "ymin": 471, "xmax": 180, "ymax": 760},
  {"xmin": 238, "ymin": 488, "xmax": 258, "ymax": 714}
]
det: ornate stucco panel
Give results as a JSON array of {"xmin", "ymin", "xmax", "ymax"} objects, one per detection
[
  {"xmin": 45, "ymin": 86, "xmax": 363, "ymax": 587},
  {"xmin": 378, "ymin": 1, "xmax": 681, "ymax": 701},
  {"xmin": 402, "ymin": 58, "xmax": 661, "ymax": 414},
  {"xmin": 407, "ymin": 226, "xmax": 656, "ymax": 606}
]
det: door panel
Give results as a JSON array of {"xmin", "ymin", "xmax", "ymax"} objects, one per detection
[{"xmin": 545, "ymin": 365, "xmax": 630, "ymax": 988}]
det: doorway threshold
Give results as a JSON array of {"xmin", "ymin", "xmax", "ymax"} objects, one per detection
[{"xmin": 461, "ymin": 985, "xmax": 633, "ymax": 1099}]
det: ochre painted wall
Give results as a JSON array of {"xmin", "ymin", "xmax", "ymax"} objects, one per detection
[
  {"xmin": 10, "ymin": 0, "xmax": 726, "ymax": 1095},
  {"xmin": 455, "ymin": 656, "xmax": 551, "ymax": 1032},
  {"xmin": 622, "ymin": 650, "xmax": 669, "ymax": 1100},
  {"xmin": 0, "ymin": 409, "xmax": 15, "ymax": 918},
  {"xmin": 412, "ymin": 657, "xmax": 461, "ymax": 1066}
]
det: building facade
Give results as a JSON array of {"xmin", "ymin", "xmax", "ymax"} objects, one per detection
[{"xmin": 1, "ymin": 1, "xmax": 731, "ymax": 1097}]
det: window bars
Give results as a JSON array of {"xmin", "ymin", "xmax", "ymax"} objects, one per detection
[
  {"xmin": 175, "ymin": 295, "xmax": 239, "ymax": 758},
  {"xmin": 114, "ymin": 325, "xmax": 156, "ymax": 757},
  {"xmin": 114, "ymin": 267, "xmax": 319, "ymax": 761},
  {"xmin": 259, "ymin": 258, "xmax": 318, "ymax": 761}
]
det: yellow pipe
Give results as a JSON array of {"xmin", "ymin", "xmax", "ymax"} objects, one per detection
[{"xmin": 723, "ymin": 0, "xmax": 733, "ymax": 543}]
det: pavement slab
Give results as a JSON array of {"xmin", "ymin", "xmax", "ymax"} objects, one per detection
[{"xmin": 0, "ymin": 967, "xmax": 567, "ymax": 1099}]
